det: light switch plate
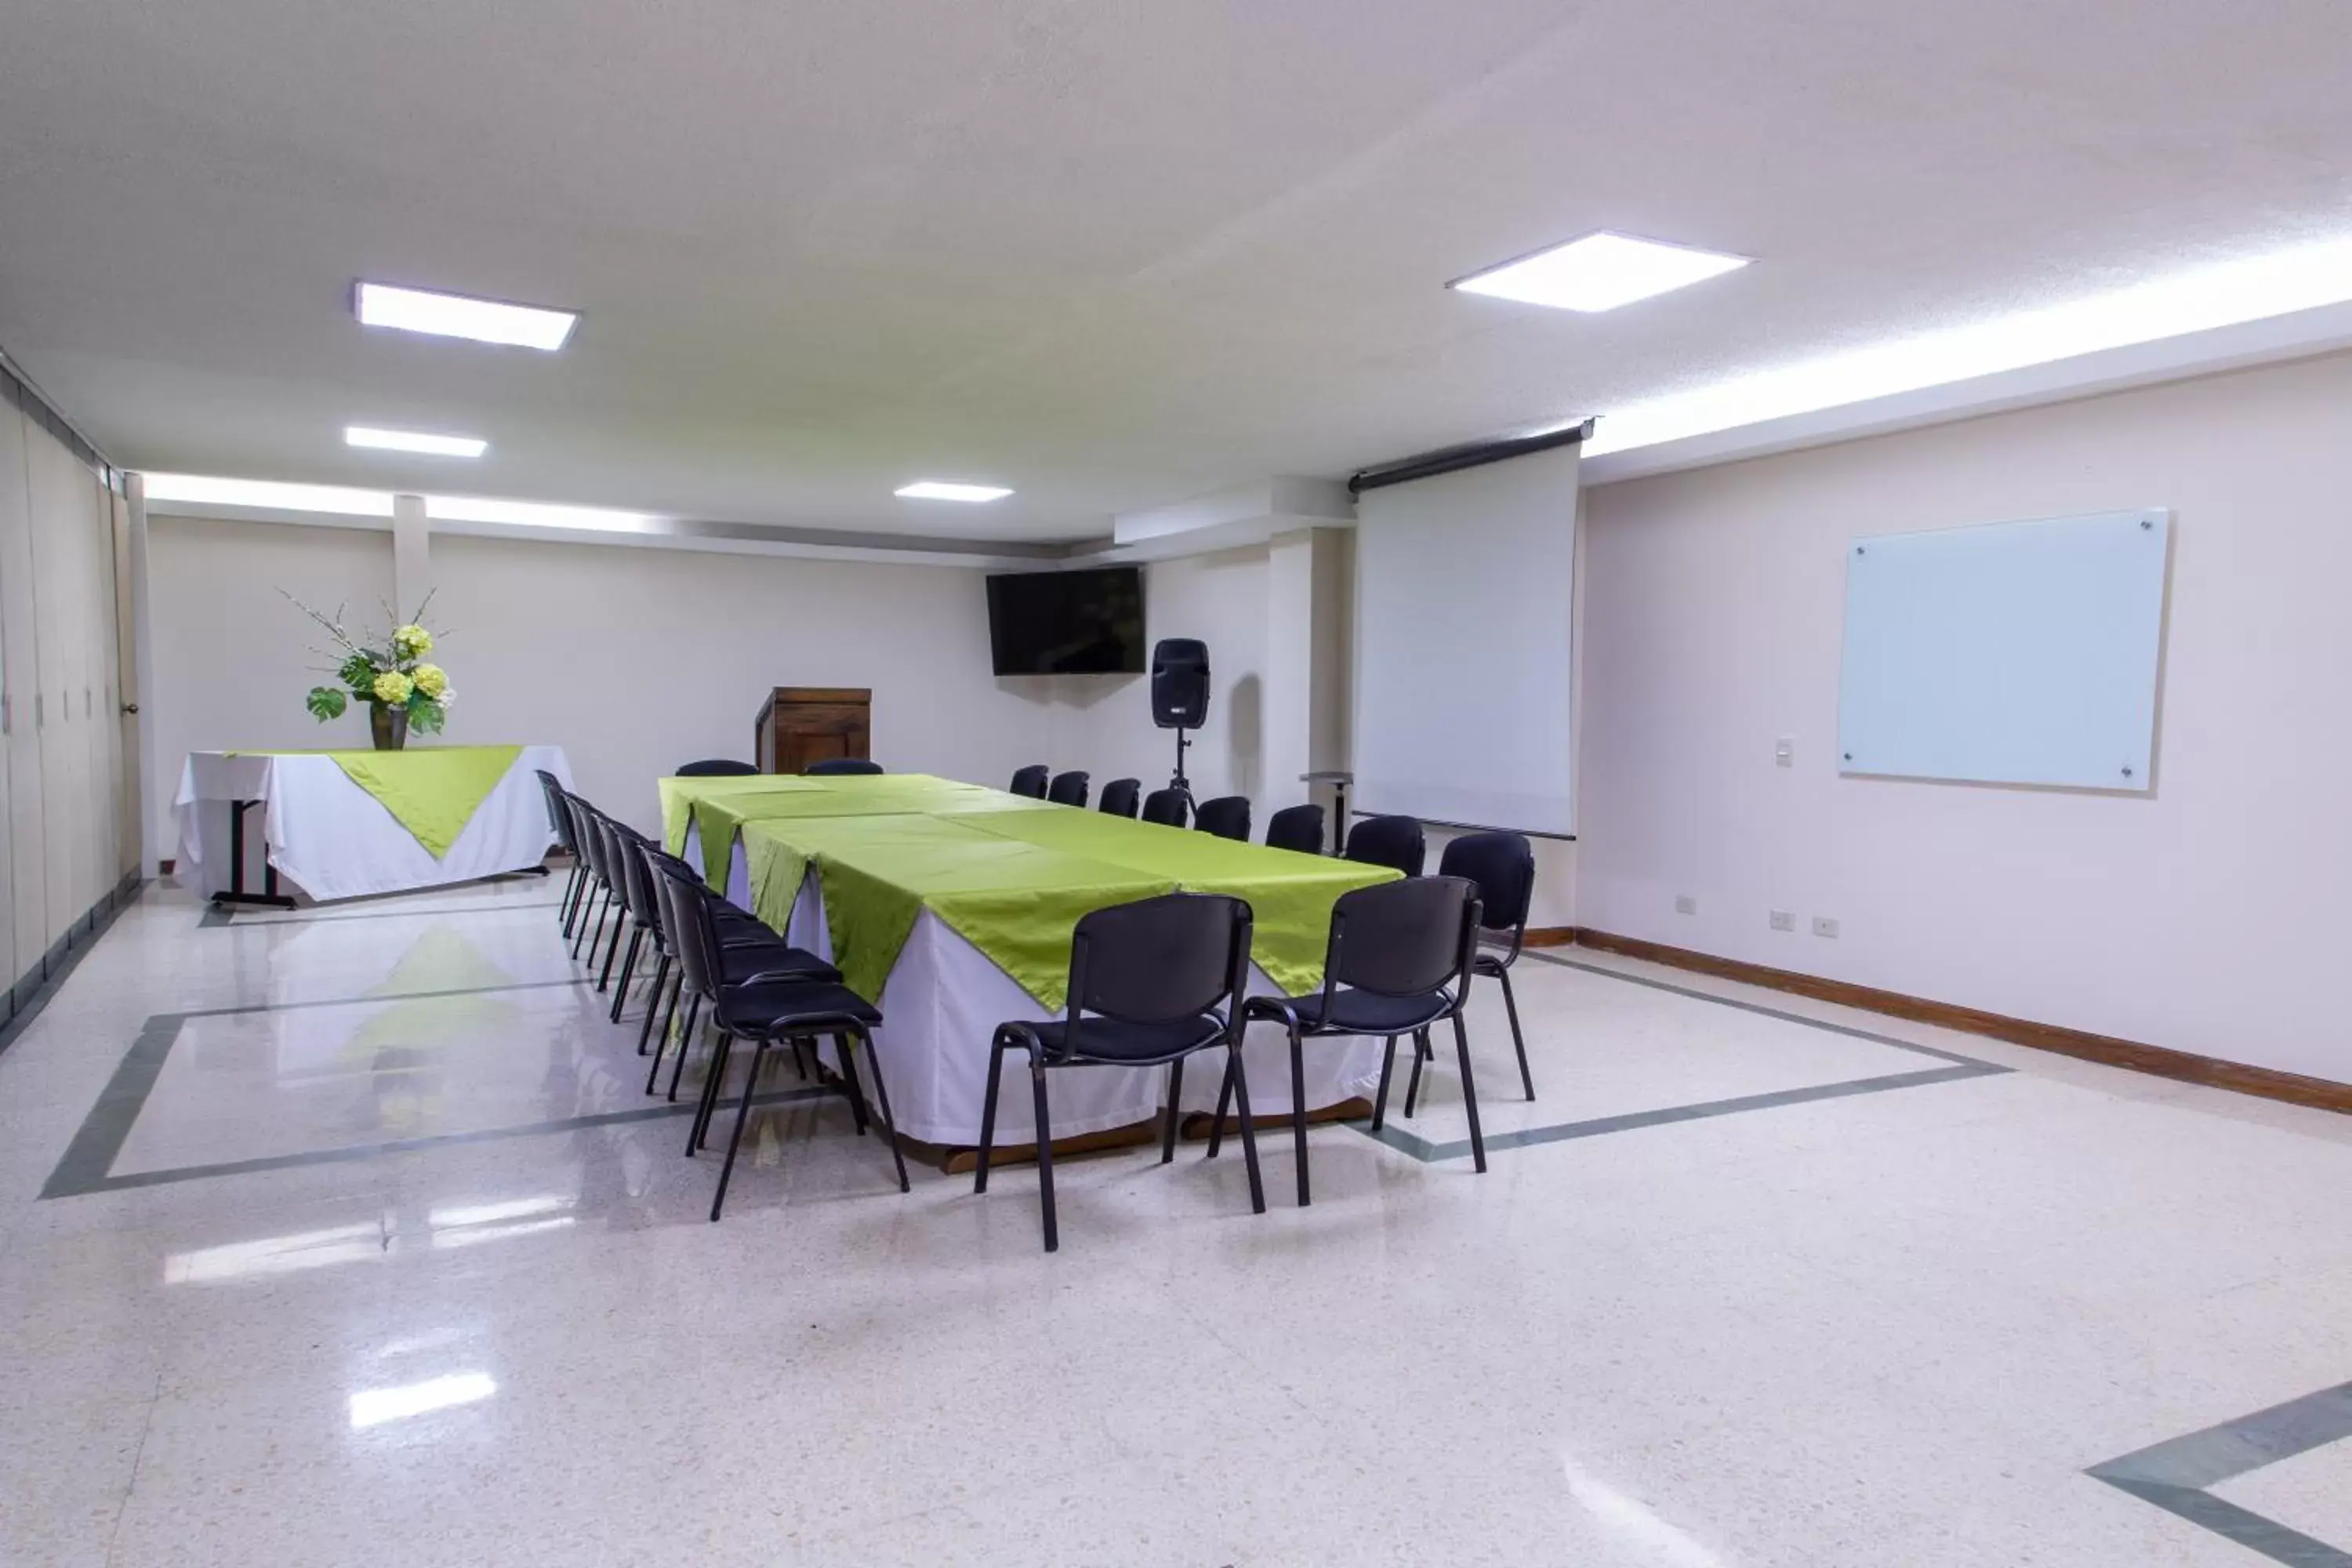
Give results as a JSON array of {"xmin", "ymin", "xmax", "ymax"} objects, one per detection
[
  {"xmin": 1769, "ymin": 909, "xmax": 1795, "ymax": 932},
  {"xmin": 1775, "ymin": 737, "xmax": 1794, "ymax": 767},
  {"xmin": 1674, "ymin": 895, "xmax": 1697, "ymax": 915},
  {"xmin": 1812, "ymin": 916, "xmax": 1840, "ymax": 938}
]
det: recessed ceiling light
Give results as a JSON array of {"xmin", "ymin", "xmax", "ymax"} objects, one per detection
[
  {"xmin": 1583, "ymin": 231, "xmax": 2352, "ymax": 456},
  {"xmin": 344, "ymin": 426, "xmax": 487, "ymax": 458},
  {"xmin": 1452, "ymin": 231, "xmax": 1750, "ymax": 314},
  {"xmin": 895, "ymin": 481, "xmax": 1012, "ymax": 503},
  {"xmin": 354, "ymin": 281, "xmax": 579, "ymax": 350}
]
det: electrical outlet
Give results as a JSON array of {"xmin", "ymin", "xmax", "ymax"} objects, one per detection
[
  {"xmin": 1812, "ymin": 916, "xmax": 1840, "ymax": 938},
  {"xmin": 1768, "ymin": 909, "xmax": 1795, "ymax": 932},
  {"xmin": 1775, "ymin": 736, "xmax": 1794, "ymax": 767},
  {"xmin": 1674, "ymin": 895, "xmax": 1697, "ymax": 916}
]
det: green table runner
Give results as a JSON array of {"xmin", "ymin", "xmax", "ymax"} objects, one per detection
[
  {"xmin": 941, "ymin": 808, "xmax": 1397, "ymax": 998},
  {"xmin": 743, "ymin": 813, "xmax": 1170, "ymax": 1006},
  {"xmin": 235, "ymin": 746, "xmax": 524, "ymax": 858}
]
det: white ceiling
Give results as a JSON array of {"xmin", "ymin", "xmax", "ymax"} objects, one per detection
[{"xmin": 4, "ymin": 0, "xmax": 2350, "ymax": 544}]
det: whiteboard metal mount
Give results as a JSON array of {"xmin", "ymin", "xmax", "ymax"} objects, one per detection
[{"xmin": 1837, "ymin": 508, "xmax": 2171, "ymax": 793}]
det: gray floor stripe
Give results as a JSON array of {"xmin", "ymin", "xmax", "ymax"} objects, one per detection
[
  {"xmin": 1523, "ymin": 948, "xmax": 1993, "ymax": 1066},
  {"xmin": 1353, "ymin": 1061, "xmax": 2008, "ymax": 1163},
  {"xmin": 2089, "ymin": 1382, "xmax": 2352, "ymax": 1565},
  {"xmin": 204, "ymin": 898, "xmax": 563, "ymax": 927}
]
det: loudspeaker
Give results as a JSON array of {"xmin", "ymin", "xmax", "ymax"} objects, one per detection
[{"xmin": 1150, "ymin": 638, "xmax": 1210, "ymax": 729}]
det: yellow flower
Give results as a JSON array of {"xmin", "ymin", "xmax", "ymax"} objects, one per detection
[
  {"xmin": 412, "ymin": 663, "xmax": 448, "ymax": 699},
  {"xmin": 372, "ymin": 670, "xmax": 414, "ymax": 705},
  {"xmin": 392, "ymin": 624, "xmax": 434, "ymax": 659}
]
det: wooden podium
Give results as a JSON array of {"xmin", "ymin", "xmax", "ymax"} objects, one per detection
[{"xmin": 755, "ymin": 688, "xmax": 871, "ymax": 774}]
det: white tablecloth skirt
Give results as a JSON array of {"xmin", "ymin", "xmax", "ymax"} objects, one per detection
[
  {"xmin": 176, "ymin": 746, "xmax": 575, "ymax": 904},
  {"xmin": 694, "ymin": 827, "xmax": 1385, "ymax": 1145}
]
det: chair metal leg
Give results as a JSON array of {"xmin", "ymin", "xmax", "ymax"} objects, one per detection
[
  {"xmin": 691, "ymin": 1027, "xmax": 735, "ymax": 1155},
  {"xmin": 646, "ymin": 983, "xmax": 688, "ymax": 1094},
  {"xmin": 710, "ymin": 1040, "xmax": 768, "ymax": 1221},
  {"xmin": 854, "ymin": 1029, "xmax": 910, "ymax": 1193},
  {"xmin": 608, "ymin": 927, "xmax": 644, "ymax": 1022},
  {"xmin": 572, "ymin": 885, "xmax": 601, "ymax": 957},
  {"xmin": 790, "ymin": 1036, "xmax": 811, "ymax": 1080},
  {"xmin": 560, "ymin": 863, "xmax": 586, "ymax": 934},
  {"xmin": 1451, "ymin": 1013, "xmax": 1487, "ymax": 1174},
  {"xmin": 975, "ymin": 1036, "xmax": 1010, "ymax": 1193},
  {"xmin": 596, "ymin": 908, "xmax": 627, "ymax": 991},
  {"xmin": 1371, "ymin": 1035, "xmax": 1401, "ymax": 1131},
  {"xmin": 1287, "ymin": 1022, "xmax": 1310, "ymax": 1207},
  {"xmin": 666, "ymin": 994, "xmax": 703, "ymax": 1101},
  {"xmin": 1030, "ymin": 1057, "xmax": 1058, "ymax": 1252},
  {"xmin": 1496, "ymin": 966, "xmax": 1534, "ymax": 1101},
  {"xmin": 1225, "ymin": 1044, "xmax": 1266, "ymax": 1215},
  {"xmin": 835, "ymin": 1036, "xmax": 871, "ymax": 1135},
  {"xmin": 1403, "ymin": 1026, "xmax": 1430, "ymax": 1116},
  {"xmin": 1206, "ymin": 1052, "xmax": 1235, "ymax": 1159},
  {"xmin": 635, "ymin": 956, "xmax": 673, "ymax": 1056},
  {"xmin": 1160, "ymin": 1056, "xmax": 1185, "ymax": 1164}
]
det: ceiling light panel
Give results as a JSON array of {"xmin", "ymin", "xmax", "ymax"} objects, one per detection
[
  {"xmin": 345, "ymin": 426, "xmax": 487, "ymax": 458},
  {"xmin": 895, "ymin": 481, "xmax": 1012, "ymax": 503},
  {"xmin": 1452, "ymin": 231, "xmax": 1750, "ymax": 313},
  {"xmin": 354, "ymin": 282, "xmax": 579, "ymax": 350}
]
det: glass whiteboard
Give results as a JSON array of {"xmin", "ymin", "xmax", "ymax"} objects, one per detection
[{"xmin": 1838, "ymin": 508, "xmax": 2170, "ymax": 791}]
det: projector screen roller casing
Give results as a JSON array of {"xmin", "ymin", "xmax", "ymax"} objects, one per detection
[{"xmin": 1351, "ymin": 443, "xmax": 1578, "ymax": 836}]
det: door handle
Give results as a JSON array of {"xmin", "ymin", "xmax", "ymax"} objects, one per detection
[{"xmin": 122, "ymin": 702, "xmax": 140, "ymax": 715}]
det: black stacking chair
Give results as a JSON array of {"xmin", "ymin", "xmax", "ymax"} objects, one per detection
[
  {"xmin": 1435, "ymin": 831, "xmax": 1539, "ymax": 1104},
  {"xmin": 651, "ymin": 856, "xmax": 906, "ymax": 1220},
  {"xmin": 586, "ymin": 811, "xmax": 650, "ymax": 994},
  {"xmin": 1228, "ymin": 876, "xmax": 1485, "ymax": 1204},
  {"xmin": 676, "ymin": 758, "xmax": 758, "ymax": 777},
  {"xmin": 1345, "ymin": 814, "xmax": 1426, "ymax": 877},
  {"xmin": 564, "ymin": 794, "xmax": 620, "ymax": 961},
  {"xmin": 1098, "ymin": 778, "xmax": 1141, "ymax": 818},
  {"xmin": 1265, "ymin": 803, "xmax": 1324, "ymax": 855},
  {"xmin": 535, "ymin": 770, "xmax": 587, "ymax": 931},
  {"xmin": 1193, "ymin": 796, "xmax": 1250, "ymax": 841},
  {"xmin": 637, "ymin": 846, "xmax": 837, "ymax": 1097},
  {"xmin": 807, "ymin": 758, "xmax": 883, "ymax": 776},
  {"xmin": 1047, "ymin": 770, "xmax": 1091, "ymax": 808},
  {"xmin": 1010, "ymin": 764, "xmax": 1051, "ymax": 798},
  {"xmin": 1141, "ymin": 788, "xmax": 1189, "ymax": 827},
  {"xmin": 976, "ymin": 894, "xmax": 1265, "ymax": 1252}
]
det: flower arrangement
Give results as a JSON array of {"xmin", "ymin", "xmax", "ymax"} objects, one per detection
[{"xmin": 284, "ymin": 593, "xmax": 455, "ymax": 750}]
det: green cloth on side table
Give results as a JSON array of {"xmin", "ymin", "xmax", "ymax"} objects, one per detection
[
  {"xmin": 741, "ymin": 815, "xmax": 1169, "ymax": 1007},
  {"xmin": 942, "ymin": 807, "xmax": 1398, "ymax": 999},
  {"xmin": 325, "ymin": 746, "xmax": 524, "ymax": 858}
]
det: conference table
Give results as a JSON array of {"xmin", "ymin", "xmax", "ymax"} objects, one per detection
[
  {"xmin": 662, "ymin": 772, "xmax": 1397, "ymax": 1152},
  {"xmin": 176, "ymin": 744, "xmax": 573, "ymax": 905}
]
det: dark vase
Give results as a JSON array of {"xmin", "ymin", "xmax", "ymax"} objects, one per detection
[{"xmin": 369, "ymin": 702, "xmax": 408, "ymax": 751}]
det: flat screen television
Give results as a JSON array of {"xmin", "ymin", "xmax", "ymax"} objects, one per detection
[{"xmin": 985, "ymin": 566, "xmax": 1146, "ymax": 676}]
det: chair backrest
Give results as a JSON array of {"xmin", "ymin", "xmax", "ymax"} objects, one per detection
[
  {"xmin": 1194, "ymin": 796, "xmax": 1250, "ymax": 841},
  {"xmin": 649, "ymin": 854, "xmax": 723, "ymax": 1000},
  {"xmin": 806, "ymin": 757, "xmax": 883, "ymax": 776},
  {"xmin": 1344, "ymin": 814, "xmax": 1426, "ymax": 877},
  {"xmin": 1140, "ymin": 788, "xmax": 1189, "ymax": 827},
  {"xmin": 1009, "ymin": 764, "xmax": 1051, "ymax": 799},
  {"xmin": 535, "ymin": 769, "xmax": 574, "ymax": 848},
  {"xmin": 593, "ymin": 813, "xmax": 644, "ymax": 920},
  {"xmin": 1047, "ymin": 770, "xmax": 1091, "ymax": 808},
  {"xmin": 676, "ymin": 758, "xmax": 758, "ymax": 777},
  {"xmin": 565, "ymin": 794, "xmax": 611, "ymax": 881},
  {"xmin": 1058, "ymin": 893, "xmax": 1251, "ymax": 1057},
  {"xmin": 1098, "ymin": 778, "xmax": 1141, "ymax": 818},
  {"xmin": 1265, "ymin": 803, "xmax": 1323, "ymax": 855},
  {"xmin": 1322, "ymin": 875, "xmax": 1479, "ymax": 1003},
  {"xmin": 1437, "ymin": 830, "xmax": 1535, "ymax": 936},
  {"xmin": 612, "ymin": 823, "xmax": 664, "ymax": 934}
]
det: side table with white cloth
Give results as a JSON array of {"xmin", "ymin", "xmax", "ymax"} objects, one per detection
[{"xmin": 175, "ymin": 745, "xmax": 575, "ymax": 905}]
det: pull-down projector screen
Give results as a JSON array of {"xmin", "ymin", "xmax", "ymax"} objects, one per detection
[{"xmin": 1351, "ymin": 443, "xmax": 1577, "ymax": 836}]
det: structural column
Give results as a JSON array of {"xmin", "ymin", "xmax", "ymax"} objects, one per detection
[{"xmin": 392, "ymin": 492, "xmax": 433, "ymax": 618}]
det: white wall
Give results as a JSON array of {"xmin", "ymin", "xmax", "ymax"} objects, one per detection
[
  {"xmin": 147, "ymin": 515, "xmax": 394, "ymax": 850},
  {"xmin": 1036, "ymin": 546, "xmax": 1273, "ymax": 809},
  {"xmin": 146, "ymin": 517, "xmax": 1065, "ymax": 840},
  {"xmin": 1577, "ymin": 348, "xmax": 2352, "ymax": 1083}
]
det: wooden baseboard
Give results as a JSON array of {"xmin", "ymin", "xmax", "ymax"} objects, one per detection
[
  {"xmin": 1568, "ymin": 927, "xmax": 2352, "ymax": 1116},
  {"xmin": 1521, "ymin": 927, "xmax": 1574, "ymax": 949}
]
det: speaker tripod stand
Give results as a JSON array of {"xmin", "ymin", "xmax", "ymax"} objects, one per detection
[{"xmin": 1167, "ymin": 727, "xmax": 1194, "ymax": 812}]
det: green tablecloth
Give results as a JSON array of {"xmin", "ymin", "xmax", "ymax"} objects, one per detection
[
  {"xmin": 699, "ymin": 774, "xmax": 1397, "ymax": 1009},
  {"xmin": 663, "ymin": 771, "xmax": 1050, "ymax": 889},
  {"xmin": 234, "ymin": 745, "xmax": 524, "ymax": 858}
]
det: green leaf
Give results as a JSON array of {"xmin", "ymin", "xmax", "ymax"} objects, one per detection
[
  {"xmin": 406, "ymin": 694, "xmax": 446, "ymax": 735},
  {"xmin": 305, "ymin": 685, "xmax": 347, "ymax": 722},
  {"xmin": 336, "ymin": 652, "xmax": 378, "ymax": 690}
]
